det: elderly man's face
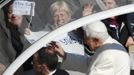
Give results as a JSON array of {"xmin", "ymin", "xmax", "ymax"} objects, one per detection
[
  {"xmin": 7, "ymin": 4, "xmax": 23, "ymax": 27},
  {"xmin": 53, "ymin": 10, "xmax": 70, "ymax": 28},
  {"xmin": 85, "ymin": 37, "xmax": 98, "ymax": 51},
  {"xmin": 102, "ymin": 0, "xmax": 117, "ymax": 10}
]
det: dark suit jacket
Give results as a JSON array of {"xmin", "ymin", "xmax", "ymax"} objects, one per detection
[
  {"xmin": 53, "ymin": 69, "xmax": 69, "ymax": 75},
  {"xmin": 102, "ymin": 15, "xmax": 131, "ymax": 46},
  {"xmin": 126, "ymin": 12, "xmax": 134, "ymax": 39}
]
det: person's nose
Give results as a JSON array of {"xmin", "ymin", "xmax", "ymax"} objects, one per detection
[
  {"xmin": 106, "ymin": 4, "xmax": 111, "ymax": 9},
  {"xmin": 58, "ymin": 15, "xmax": 63, "ymax": 22},
  {"xmin": 12, "ymin": 14, "xmax": 18, "ymax": 18}
]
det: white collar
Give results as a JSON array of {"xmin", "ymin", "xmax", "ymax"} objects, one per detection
[
  {"xmin": 48, "ymin": 69, "xmax": 56, "ymax": 75},
  {"xmin": 102, "ymin": 36, "xmax": 118, "ymax": 45}
]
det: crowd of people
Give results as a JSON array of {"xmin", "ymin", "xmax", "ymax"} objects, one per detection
[{"xmin": 0, "ymin": 0, "xmax": 134, "ymax": 75}]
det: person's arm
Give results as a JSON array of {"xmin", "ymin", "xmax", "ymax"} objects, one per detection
[
  {"xmin": 125, "ymin": 36, "xmax": 134, "ymax": 47},
  {"xmin": 49, "ymin": 41, "xmax": 90, "ymax": 73},
  {"xmin": 48, "ymin": 41, "xmax": 66, "ymax": 59},
  {"xmin": 61, "ymin": 53, "xmax": 90, "ymax": 73}
]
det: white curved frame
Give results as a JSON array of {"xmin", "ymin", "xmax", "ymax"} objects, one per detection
[
  {"xmin": 3, "ymin": 4, "xmax": 134, "ymax": 75},
  {"xmin": 0, "ymin": 0, "xmax": 11, "ymax": 9}
]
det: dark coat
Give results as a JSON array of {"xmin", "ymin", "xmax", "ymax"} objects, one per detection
[
  {"xmin": 102, "ymin": 15, "xmax": 131, "ymax": 46},
  {"xmin": 126, "ymin": 12, "xmax": 134, "ymax": 39},
  {"xmin": 0, "ymin": 20, "xmax": 16, "ymax": 67}
]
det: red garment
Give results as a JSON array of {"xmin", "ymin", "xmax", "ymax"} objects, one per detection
[{"xmin": 110, "ymin": 17, "xmax": 119, "ymax": 27}]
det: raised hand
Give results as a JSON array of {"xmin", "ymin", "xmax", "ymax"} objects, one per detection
[
  {"xmin": 47, "ymin": 41, "xmax": 66, "ymax": 59},
  {"xmin": 82, "ymin": 3, "xmax": 94, "ymax": 17}
]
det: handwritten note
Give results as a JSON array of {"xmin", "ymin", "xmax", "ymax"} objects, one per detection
[
  {"xmin": 13, "ymin": 1, "xmax": 35, "ymax": 16},
  {"xmin": 53, "ymin": 33, "xmax": 84, "ymax": 55}
]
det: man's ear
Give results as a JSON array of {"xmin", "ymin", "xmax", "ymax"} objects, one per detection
[
  {"xmin": 42, "ymin": 64, "xmax": 48, "ymax": 70},
  {"xmin": 41, "ymin": 64, "xmax": 50, "ymax": 75}
]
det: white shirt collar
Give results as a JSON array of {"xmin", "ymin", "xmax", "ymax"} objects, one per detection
[
  {"xmin": 48, "ymin": 69, "xmax": 57, "ymax": 75},
  {"xmin": 102, "ymin": 36, "xmax": 118, "ymax": 45}
]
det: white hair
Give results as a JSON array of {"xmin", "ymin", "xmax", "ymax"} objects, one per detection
[
  {"xmin": 50, "ymin": 0, "xmax": 72, "ymax": 17},
  {"xmin": 83, "ymin": 21, "xmax": 110, "ymax": 42}
]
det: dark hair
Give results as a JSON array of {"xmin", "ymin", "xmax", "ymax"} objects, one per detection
[
  {"xmin": 2, "ymin": 0, "xmax": 14, "ymax": 13},
  {"xmin": 38, "ymin": 47, "xmax": 58, "ymax": 71},
  {"xmin": 2, "ymin": 0, "xmax": 14, "ymax": 25}
]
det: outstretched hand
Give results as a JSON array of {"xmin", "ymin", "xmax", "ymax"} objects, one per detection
[
  {"xmin": 47, "ymin": 41, "xmax": 66, "ymax": 59},
  {"xmin": 24, "ymin": 28, "xmax": 32, "ymax": 35}
]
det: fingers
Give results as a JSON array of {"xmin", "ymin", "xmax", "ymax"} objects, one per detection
[
  {"xmin": 0, "ymin": 64, "xmax": 6, "ymax": 75},
  {"xmin": 24, "ymin": 28, "xmax": 32, "ymax": 35},
  {"xmin": 47, "ymin": 41, "xmax": 61, "ymax": 48},
  {"xmin": 125, "ymin": 37, "xmax": 134, "ymax": 47},
  {"xmin": 46, "ymin": 41, "xmax": 59, "ymax": 51},
  {"xmin": 83, "ymin": 3, "xmax": 94, "ymax": 16},
  {"xmin": 84, "ymin": 3, "xmax": 94, "ymax": 11},
  {"xmin": 45, "ymin": 41, "xmax": 65, "ymax": 58}
]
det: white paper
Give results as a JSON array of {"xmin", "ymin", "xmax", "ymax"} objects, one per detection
[
  {"xmin": 13, "ymin": 1, "xmax": 35, "ymax": 16},
  {"xmin": 25, "ymin": 31, "xmax": 84, "ymax": 55},
  {"xmin": 53, "ymin": 33, "xmax": 84, "ymax": 55},
  {"xmin": 24, "ymin": 31, "xmax": 49, "ymax": 44}
]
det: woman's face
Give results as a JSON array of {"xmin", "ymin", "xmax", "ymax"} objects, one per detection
[
  {"xmin": 102, "ymin": 0, "xmax": 117, "ymax": 10},
  {"xmin": 7, "ymin": 4, "xmax": 23, "ymax": 27},
  {"xmin": 53, "ymin": 10, "xmax": 70, "ymax": 28}
]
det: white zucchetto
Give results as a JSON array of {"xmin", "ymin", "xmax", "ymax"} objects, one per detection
[{"xmin": 83, "ymin": 21, "xmax": 109, "ymax": 42}]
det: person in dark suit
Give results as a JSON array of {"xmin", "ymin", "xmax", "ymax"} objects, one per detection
[
  {"xmin": 102, "ymin": 15, "xmax": 131, "ymax": 47},
  {"xmin": 126, "ymin": 12, "xmax": 134, "ymax": 75},
  {"xmin": 33, "ymin": 47, "xmax": 69, "ymax": 75},
  {"xmin": 101, "ymin": 0, "xmax": 133, "ymax": 49}
]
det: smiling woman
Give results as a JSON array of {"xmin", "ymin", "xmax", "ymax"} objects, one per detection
[{"xmin": 3, "ymin": 2, "xmax": 23, "ymax": 27}]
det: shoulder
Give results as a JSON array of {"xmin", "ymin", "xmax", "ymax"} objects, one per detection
[
  {"xmin": 97, "ymin": 42, "xmax": 128, "ymax": 59},
  {"xmin": 99, "ymin": 46, "xmax": 129, "ymax": 63}
]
